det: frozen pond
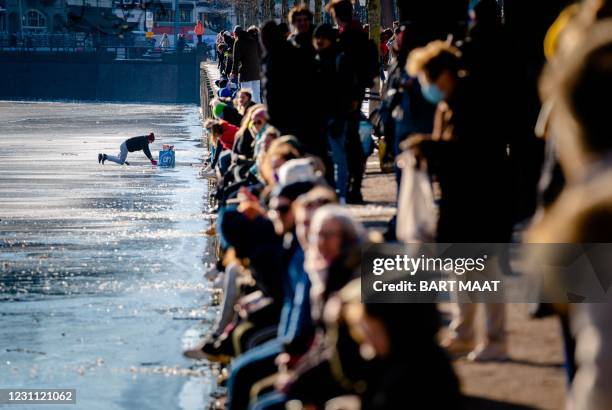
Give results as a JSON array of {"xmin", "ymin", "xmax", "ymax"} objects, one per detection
[{"xmin": 0, "ymin": 101, "xmax": 216, "ymax": 409}]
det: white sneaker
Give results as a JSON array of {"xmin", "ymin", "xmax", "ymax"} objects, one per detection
[
  {"xmin": 200, "ymin": 166, "xmax": 217, "ymax": 178},
  {"xmin": 467, "ymin": 342, "xmax": 508, "ymax": 362}
]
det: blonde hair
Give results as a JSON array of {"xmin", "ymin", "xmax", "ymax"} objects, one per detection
[
  {"xmin": 234, "ymin": 103, "xmax": 265, "ymax": 141},
  {"xmin": 406, "ymin": 40, "xmax": 462, "ymax": 81},
  {"xmin": 260, "ymin": 139, "xmax": 301, "ymax": 185}
]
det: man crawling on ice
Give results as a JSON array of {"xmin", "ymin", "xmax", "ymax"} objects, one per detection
[{"xmin": 98, "ymin": 133, "xmax": 158, "ymax": 166}]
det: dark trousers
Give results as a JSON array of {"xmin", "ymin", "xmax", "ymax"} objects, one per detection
[
  {"xmin": 210, "ymin": 140, "xmax": 223, "ymax": 168},
  {"xmin": 226, "ymin": 340, "xmax": 283, "ymax": 410},
  {"xmin": 346, "ymin": 109, "xmax": 365, "ymax": 199}
]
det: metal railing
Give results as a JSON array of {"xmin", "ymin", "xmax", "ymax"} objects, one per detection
[{"xmin": 0, "ymin": 32, "xmax": 196, "ymax": 58}]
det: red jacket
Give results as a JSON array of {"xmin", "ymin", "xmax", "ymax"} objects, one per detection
[
  {"xmin": 219, "ymin": 121, "xmax": 238, "ymax": 150},
  {"xmin": 195, "ymin": 21, "xmax": 205, "ymax": 36}
]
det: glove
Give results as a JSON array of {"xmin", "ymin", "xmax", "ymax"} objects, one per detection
[{"xmin": 151, "ymin": 159, "xmax": 158, "ymax": 166}]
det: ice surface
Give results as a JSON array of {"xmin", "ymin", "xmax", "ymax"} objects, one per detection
[{"xmin": 0, "ymin": 101, "xmax": 215, "ymax": 410}]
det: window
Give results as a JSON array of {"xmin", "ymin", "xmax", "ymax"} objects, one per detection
[
  {"xmin": 23, "ymin": 9, "xmax": 46, "ymax": 30},
  {"xmin": 154, "ymin": 6, "xmax": 192, "ymax": 22},
  {"xmin": 53, "ymin": 14, "xmax": 65, "ymax": 32},
  {"xmin": 154, "ymin": 7, "xmax": 171, "ymax": 22},
  {"xmin": 179, "ymin": 8, "xmax": 190, "ymax": 23}
]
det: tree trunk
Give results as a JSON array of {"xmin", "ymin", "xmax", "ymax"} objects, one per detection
[
  {"xmin": 367, "ymin": 0, "xmax": 381, "ymax": 113},
  {"xmin": 367, "ymin": 0, "xmax": 381, "ymax": 48},
  {"xmin": 282, "ymin": 0, "xmax": 289, "ymax": 21},
  {"xmin": 314, "ymin": 0, "xmax": 322, "ymax": 24},
  {"xmin": 249, "ymin": 0, "xmax": 257, "ymax": 26},
  {"xmin": 262, "ymin": 0, "xmax": 271, "ymax": 21},
  {"xmin": 380, "ymin": 0, "xmax": 394, "ymax": 28}
]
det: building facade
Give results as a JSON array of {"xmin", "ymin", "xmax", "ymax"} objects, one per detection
[{"xmin": 0, "ymin": 0, "xmax": 233, "ymax": 39}]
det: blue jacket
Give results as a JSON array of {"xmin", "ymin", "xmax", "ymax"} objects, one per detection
[{"xmin": 278, "ymin": 245, "xmax": 313, "ymax": 347}]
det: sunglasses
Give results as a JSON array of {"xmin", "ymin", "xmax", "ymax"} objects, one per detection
[{"xmin": 253, "ymin": 120, "xmax": 264, "ymax": 126}]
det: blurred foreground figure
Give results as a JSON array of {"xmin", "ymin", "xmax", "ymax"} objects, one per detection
[
  {"xmin": 406, "ymin": 40, "xmax": 512, "ymax": 362},
  {"xmin": 529, "ymin": 20, "xmax": 612, "ymax": 410}
]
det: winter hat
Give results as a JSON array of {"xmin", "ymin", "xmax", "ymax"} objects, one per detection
[
  {"xmin": 213, "ymin": 102, "xmax": 226, "ymax": 118},
  {"xmin": 277, "ymin": 158, "xmax": 316, "ymax": 186},
  {"xmin": 251, "ymin": 107, "xmax": 268, "ymax": 122},
  {"xmin": 271, "ymin": 180, "xmax": 316, "ymax": 202}
]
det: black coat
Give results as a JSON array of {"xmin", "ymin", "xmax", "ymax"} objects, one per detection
[
  {"xmin": 261, "ymin": 41, "xmax": 299, "ymax": 135},
  {"xmin": 315, "ymin": 45, "xmax": 342, "ymax": 121},
  {"xmin": 422, "ymin": 77, "xmax": 513, "ymax": 242},
  {"xmin": 231, "ymin": 32, "xmax": 261, "ymax": 82},
  {"xmin": 262, "ymin": 40, "xmax": 323, "ymax": 156},
  {"xmin": 362, "ymin": 344, "xmax": 464, "ymax": 410},
  {"xmin": 336, "ymin": 21, "xmax": 377, "ymax": 110},
  {"xmin": 125, "ymin": 136, "xmax": 152, "ymax": 159},
  {"xmin": 222, "ymin": 105, "xmax": 243, "ymax": 127}
]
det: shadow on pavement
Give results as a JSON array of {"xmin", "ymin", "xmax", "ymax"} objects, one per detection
[{"xmin": 466, "ymin": 396, "xmax": 537, "ymax": 409}]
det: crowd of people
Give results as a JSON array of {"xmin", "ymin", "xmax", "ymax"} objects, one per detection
[{"xmin": 184, "ymin": 0, "xmax": 612, "ymax": 409}]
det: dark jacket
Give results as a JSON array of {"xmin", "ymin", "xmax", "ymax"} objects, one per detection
[
  {"xmin": 337, "ymin": 20, "xmax": 378, "ymax": 111},
  {"xmin": 125, "ymin": 136, "xmax": 153, "ymax": 160},
  {"xmin": 222, "ymin": 104, "xmax": 244, "ymax": 127},
  {"xmin": 220, "ymin": 211, "xmax": 284, "ymax": 303},
  {"xmin": 289, "ymin": 29, "xmax": 315, "ymax": 56},
  {"xmin": 262, "ymin": 38, "xmax": 322, "ymax": 156},
  {"xmin": 421, "ymin": 76, "xmax": 513, "ymax": 242},
  {"xmin": 262, "ymin": 40, "xmax": 299, "ymax": 135},
  {"xmin": 221, "ymin": 34, "xmax": 234, "ymax": 76},
  {"xmin": 361, "ymin": 303, "xmax": 463, "ymax": 410},
  {"xmin": 315, "ymin": 44, "xmax": 342, "ymax": 121},
  {"xmin": 232, "ymin": 127, "xmax": 255, "ymax": 159},
  {"xmin": 231, "ymin": 31, "xmax": 261, "ymax": 82}
]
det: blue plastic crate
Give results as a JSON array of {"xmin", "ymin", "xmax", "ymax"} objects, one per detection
[{"xmin": 158, "ymin": 150, "xmax": 175, "ymax": 168}]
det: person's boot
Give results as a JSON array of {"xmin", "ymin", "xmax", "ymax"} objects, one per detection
[
  {"xmin": 347, "ymin": 172, "xmax": 364, "ymax": 204},
  {"xmin": 124, "ymin": 161, "xmax": 130, "ymax": 166},
  {"xmin": 98, "ymin": 153, "xmax": 103, "ymax": 164},
  {"xmin": 184, "ymin": 334, "xmax": 219, "ymax": 361},
  {"xmin": 184, "ymin": 332, "xmax": 233, "ymax": 363},
  {"xmin": 101, "ymin": 154, "xmax": 107, "ymax": 165},
  {"xmin": 347, "ymin": 190, "xmax": 364, "ymax": 204}
]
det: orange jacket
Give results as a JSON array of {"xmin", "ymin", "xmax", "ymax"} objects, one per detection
[{"xmin": 195, "ymin": 21, "xmax": 205, "ymax": 36}]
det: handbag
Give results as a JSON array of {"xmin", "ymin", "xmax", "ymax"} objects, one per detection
[
  {"xmin": 377, "ymin": 137, "xmax": 395, "ymax": 174},
  {"xmin": 396, "ymin": 151, "xmax": 438, "ymax": 243}
]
